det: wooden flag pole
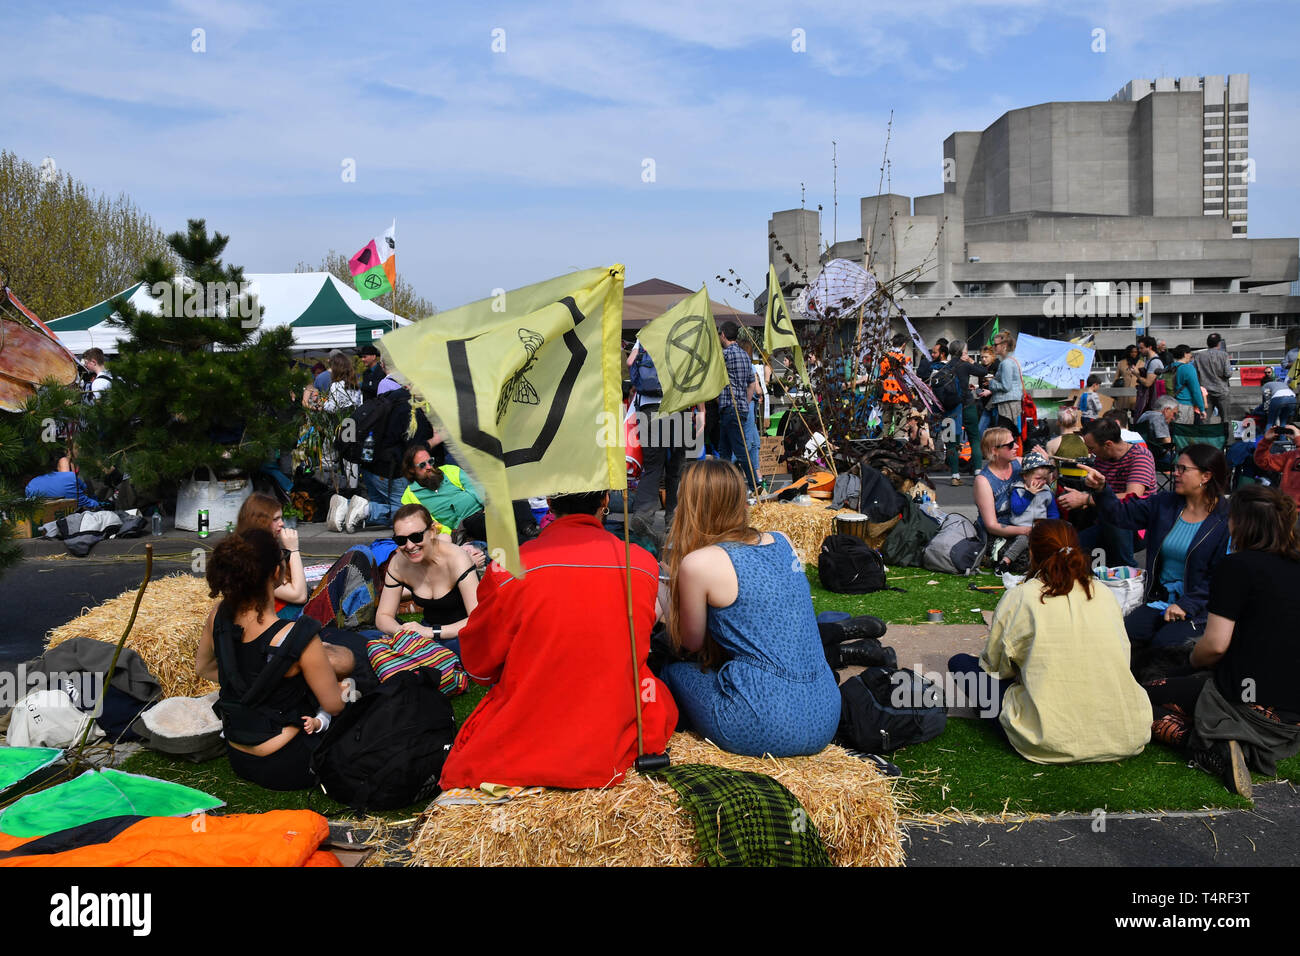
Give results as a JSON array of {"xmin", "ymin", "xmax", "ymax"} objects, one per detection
[{"xmin": 622, "ymin": 489, "xmax": 669, "ymax": 773}]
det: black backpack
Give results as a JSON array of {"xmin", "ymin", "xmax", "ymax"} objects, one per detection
[
  {"xmin": 818, "ymin": 535, "xmax": 897, "ymax": 594},
  {"xmin": 335, "ymin": 392, "xmax": 396, "ymax": 465},
  {"xmin": 929, "ymin": 365, "xmax": 961, "ymax": 412},
  {"xmin": 838, "ymin": 666, "xmax": 947, "ymax": 754},
  {"xmin": 312, "ymin": 668, "xmax": 457, "ymax": 811}
]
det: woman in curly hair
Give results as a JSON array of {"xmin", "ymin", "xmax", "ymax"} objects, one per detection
[
  {"xmin": 196, "ymin": 529, "xmax": 353, "ymax": 790},
  {"xmin": 948, "ymin": 519, "xmax": 1152, "ymax": 764},
  {"xmin": 662, "ymin": 458, "xmax": 840, "ymax": 757}
]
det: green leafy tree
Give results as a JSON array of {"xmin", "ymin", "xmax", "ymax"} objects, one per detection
[
  {"xmin": 294, "ymin": 250, "xmax": 436, "ymax": 321},
  {"xmin": 81, "ymin": 220, "xmax": 306, "ymax": 495},
  {"xmin": 0, "ymin": 150, "xmax": 173, "ymax": 321}
]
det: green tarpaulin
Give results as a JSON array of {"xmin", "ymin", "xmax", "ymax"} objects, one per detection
[
  {"xmin": 0, "ymin": 768, "xmax": 222, "ymax": 838},
  {"xmin": 0, "ymin": 747, "xmax": 63, "ymax": 793}
]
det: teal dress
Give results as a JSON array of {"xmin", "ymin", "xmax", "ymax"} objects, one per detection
[{"xmin": 662, "ymin": 536, "xmax": 842, "ymax": 757}]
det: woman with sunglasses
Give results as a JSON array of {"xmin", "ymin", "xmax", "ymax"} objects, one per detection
[
  {"xmin": 1082, "ymin": 443, "xmax": 1229, "ymax": 649},
  {"xmin": 973, "ymin": 426, "xmax": 1032, "ymax": 545},
  {"xmin": 374, "ymin": 503, "xmax": 479, "ymax": 657}
]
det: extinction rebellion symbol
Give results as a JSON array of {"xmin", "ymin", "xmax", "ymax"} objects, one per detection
[
  {"xmin": 447, "ymin": 297, "xmax": 588, "ymax": 467},
  {"xmin": 667, "ymin": 315, "xmax": 710, "ymax": 392},
  {"xmin": 363, "ymin": 273, "xmax": 384, "ymax": 290}
]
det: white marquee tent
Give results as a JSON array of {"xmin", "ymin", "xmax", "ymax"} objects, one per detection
[{"xmin": 45, "ymin": 273, "xmax": 410, "ymax": 355}]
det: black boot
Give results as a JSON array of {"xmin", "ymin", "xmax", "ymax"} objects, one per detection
[
  {"xmin": 1189, "ymin": 739, "xmax": 1253, "ymax": 798},
  {"xmin": 836, "ymin": 615, "xmax": 888, "ymax": 642},
  {"xmin": 832, "ymin": 639, "xmax": 897, "ymax": 669}
]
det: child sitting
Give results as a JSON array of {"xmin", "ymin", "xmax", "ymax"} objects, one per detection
[
  {"xmin": 996, "ymin": 451, "xmax": 1060, "ymax": 572},
  {"xmin": 1080, "ymin": 374, "xmax": 1104, "ymax": 422}
]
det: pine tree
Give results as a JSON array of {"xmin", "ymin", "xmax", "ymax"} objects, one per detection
[{"xmin": 82, "ymin": 220, "xmax": 306, "ymax": 494}]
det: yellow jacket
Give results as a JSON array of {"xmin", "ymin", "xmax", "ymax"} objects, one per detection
[{"xmin": 980, "ymin": 578, "xmax": 1152, "ymax": 764}]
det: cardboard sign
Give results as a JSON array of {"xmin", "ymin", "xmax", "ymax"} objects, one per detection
[{"xmin": 759, "ymin": 436, "xmax": 784, "ymax": 474}]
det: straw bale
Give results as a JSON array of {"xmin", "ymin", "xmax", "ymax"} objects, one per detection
[
  {"xmin": 749, "ymin": 501, "xmax": 860, "ymax": 565},
  {"xmin": 45, "ymin": 573, "xmax": 217, "ymax": 699},
  {"xmin": 409, "ymin": 733, "xmax": 904, "ymax": 867}
]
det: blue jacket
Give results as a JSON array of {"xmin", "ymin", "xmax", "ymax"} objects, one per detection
[
  {"xmin": 987, "ymin": 355, "xmax": 1023, "ymax": 405},
  {"xmin": 1094, "ymin": 486, "xmax": 1228, "ymax": 622},
  {"xmin": 1172, "ymin": 361, "xmax": 1205, "ymax": 413},
  {"xmin": 25, "ymin": 471, "xmax": 99, "ymax": 510}
]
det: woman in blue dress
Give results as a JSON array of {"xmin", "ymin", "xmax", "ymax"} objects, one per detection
[{"xmin": 661, "ymin": 459, "xmax": 841, "ymax": 757}]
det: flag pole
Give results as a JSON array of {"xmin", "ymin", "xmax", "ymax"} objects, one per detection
[{"xmin": 622, "ymin": 488, "xmax": 669, "ymax": 773}]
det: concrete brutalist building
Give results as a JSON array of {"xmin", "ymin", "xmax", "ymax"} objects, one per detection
[{"xmin": 767, "ymin": 74, "xmax": 1299, "ymax": 372}]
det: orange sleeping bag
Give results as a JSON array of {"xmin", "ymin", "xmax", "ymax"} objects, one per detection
[{"xmin": 0, "ymin": 810, "xmax": 338, "ymax": 867}]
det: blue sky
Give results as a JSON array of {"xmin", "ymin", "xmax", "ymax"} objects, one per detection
[{"xmin": 3, "ymin": 0, "xmax": 1298, "ymax": 314}]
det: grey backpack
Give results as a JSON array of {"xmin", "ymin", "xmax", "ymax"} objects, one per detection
[{"xmin": 921, "ymin": 513, "xmax": 987, "ymax": 576}]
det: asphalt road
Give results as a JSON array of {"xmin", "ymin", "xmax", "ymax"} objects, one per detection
[{"xmin": 1, "ymin": 554, "xmax": 196, "ymax": 672}]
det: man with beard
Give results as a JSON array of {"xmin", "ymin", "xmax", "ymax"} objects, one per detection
[{"xmin": 399, "ymin": 444, "xmax": 484, "ymax": 535}]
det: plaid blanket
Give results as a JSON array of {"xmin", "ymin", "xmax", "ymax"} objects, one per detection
[{"xmin": 650, "ymin": 763, "xmax": 830, "ymax": 867}]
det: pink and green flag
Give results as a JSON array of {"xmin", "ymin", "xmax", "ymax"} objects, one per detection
[{"xmin": 349, "ymin": 221, "xmax": 396, "ymax": 300}]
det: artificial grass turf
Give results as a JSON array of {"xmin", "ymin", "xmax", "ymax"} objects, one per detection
[
  {"xmin": 892, "ymin": 717, "xmax": 1257, "ymax": 816},
  {"xmin": 806, "ymin": 567, "xmax": 1005, "ymax": 626}
]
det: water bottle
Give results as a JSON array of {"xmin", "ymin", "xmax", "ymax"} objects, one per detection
[
  {"xmin": 151, "ymin": 510, "xmax": 163, "ymax": 536},
  {"xmin": 361, "ymin": 433, "xmax": 375, "ymax": 464}
]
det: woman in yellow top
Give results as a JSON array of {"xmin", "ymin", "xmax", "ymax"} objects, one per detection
[{"xmin": 948, "ymin": 519, "xmax": 1152, "ymax": 763}]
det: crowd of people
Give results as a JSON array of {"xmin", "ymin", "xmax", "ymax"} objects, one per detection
[
  {"xmin": 26, "ymin": 331, "xmax": 1299, "ymax": 805},
  {"xmin": 862, "ymin": 329, "xmax": 1298, "ymax": 795},
  {"xmin": 201, "ymin": 456, "xmax": 837, "ymax": 792}
]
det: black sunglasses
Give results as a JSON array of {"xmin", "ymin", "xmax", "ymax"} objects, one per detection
[
  {"xmin": 392, "ymin": 530, "xmax": 427, "ymax": 546},
  {"xmin": 999, "ymin": 440, "xmax": 1017, "ymax": 448}
]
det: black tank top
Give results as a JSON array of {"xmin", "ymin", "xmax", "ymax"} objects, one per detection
[
  {"xmin": 213, "ymin": 607, "xmax": 317, "ymax": 746},
  {"xmin": 387, "ymin": 565, "xmax": 475, "ymax": 628}
]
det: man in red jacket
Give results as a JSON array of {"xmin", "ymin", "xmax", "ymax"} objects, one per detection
[
  {"xmin": 1254, "ymin": 424, "xmax": 1300, "ymax": 509},
  {"xmin": 438, "ymin": 491, "xmax": 678, "ymax": 790}
]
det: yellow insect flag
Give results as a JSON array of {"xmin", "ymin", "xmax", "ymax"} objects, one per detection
[
  {"xmin": 763, "ymin": 264, "xmax": 808, "ymax": 385},
  {"xmin": 634, "ymin": 286, "xmax": 728, "ymax": 417},
  {"xmin": 378, "ymin": 266, "xmax": 627, "ymax": 577}
]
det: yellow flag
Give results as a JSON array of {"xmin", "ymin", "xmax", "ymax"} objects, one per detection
[
  {"xmin": 635, "ymin": 286, "xmax": 728, "ymax": 417},
  {"xmin": 763, "ymin": 264, "xmax": 808, "ymax": 385},
  {"xmin": 379, "ymin": 266, "xmax": 626, "ymax": 577}
]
